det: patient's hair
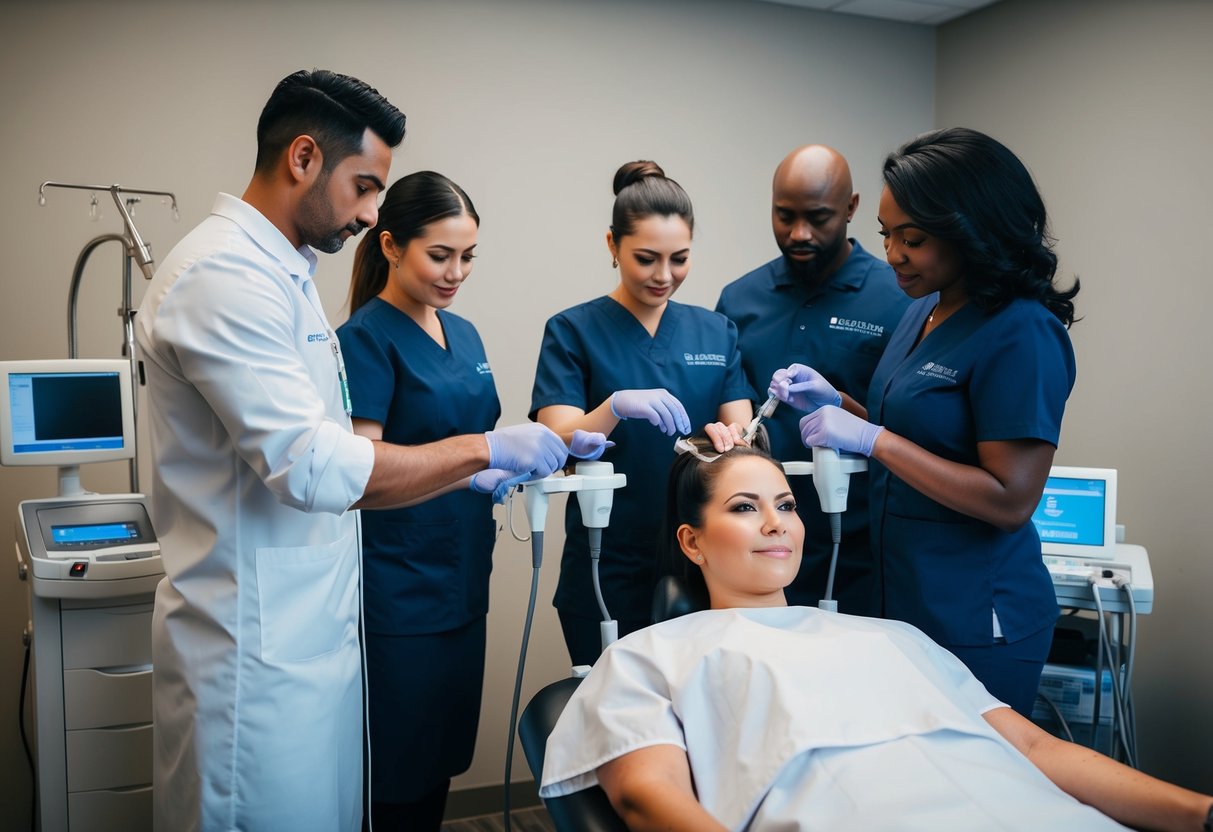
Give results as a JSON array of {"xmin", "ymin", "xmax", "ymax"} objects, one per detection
[{"xmin": 659, "ymin": 430, "xmax": 776, "ymax": 609}]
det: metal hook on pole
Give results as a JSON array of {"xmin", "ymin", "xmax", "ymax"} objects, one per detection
[{"xmin": 39, "ymin": 180, "xmax": 180, "ymax": 492}]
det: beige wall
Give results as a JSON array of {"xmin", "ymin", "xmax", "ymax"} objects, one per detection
[
  {"xmin": 0, "ymin": 0, "xmax": 935, "ymax": 823},
  {"xmin": 937, "ymin": 0, "xmax": 1213, "ymax": 791}
]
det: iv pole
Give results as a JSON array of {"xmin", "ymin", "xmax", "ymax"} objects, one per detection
[{"xmin": 38, "ymin": 181, "xmax": 179, "ymax": 493}]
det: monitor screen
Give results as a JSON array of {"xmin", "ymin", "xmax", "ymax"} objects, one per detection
[
  {"xmin": 0, "ymin": 359, "xmax": 135, "ymax": 468},
  {"xmin": 1032, "ymin": 466, "xmax": 1118, "ymax": 559}
]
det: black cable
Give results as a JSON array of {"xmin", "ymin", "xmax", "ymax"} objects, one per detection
[
  {"xmin": 1033, "ymin": 691, "xmax": 1074, "ymax": 743},
  {"xmin": 503, "ymin": 534, "xmax": 543, "ymax": 832},
  {"xmin": 20, "ymin": 640, "xmax": 37, "ymax": 832}
]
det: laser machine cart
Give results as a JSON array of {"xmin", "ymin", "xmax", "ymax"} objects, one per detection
[{"xmin": 6, "ymin": 359, "xmax": 163, "ymax": 832}]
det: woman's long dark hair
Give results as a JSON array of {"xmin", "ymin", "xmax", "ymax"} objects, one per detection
[
  {"xmin": 658, "ymin": 431, "xmax": 775, "ymax": 610},
  {"xmin": 882, "ymin": 127, "xmax": 1079, "ymax": 326},
  {"xmin": 347, "ymin": 170, "xmax": 479, "ymax": 314}
]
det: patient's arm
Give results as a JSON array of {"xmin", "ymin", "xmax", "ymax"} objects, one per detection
[
  {"xmin": 597, "ymin": 744, "xmax": 728, "ymax": 832},
  {"xmin": 985, "ymin": 707, "xmax": 1213, "ymax": 831}
]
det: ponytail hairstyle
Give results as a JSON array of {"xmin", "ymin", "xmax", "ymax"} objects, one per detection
[
  {"xmin": 347, "ymin": 171, "xmax": 479, "ymax": 314},
  {"xmin": 882, "ymin": 127, "xmax": 1079, "ymax": 326},
  {"xmin": 610, "ymin": 160, "xmax": 694, "ymax": 244},
  {"xmin": 658, "ymin": 430, "xmax": 775, "ymax": 611}
]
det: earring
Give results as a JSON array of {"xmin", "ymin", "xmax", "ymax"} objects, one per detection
[
  {"xmin": 394, "ymin": 260, "xmax": 400, "ymax": 270},
  {"xmin": 695, "ymin": 555, "xmax": 704, "ymax": 564},
  {"xmin": 611, "ymin": 257, "xmax": 618, "ymax": 269}
]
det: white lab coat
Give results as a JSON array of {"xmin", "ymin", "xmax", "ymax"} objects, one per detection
[
  {"xmin": 542, "ymin": 607, "xmax": 1127, "ymax": 831},
  {"xmin": 136, "ymin": 194, "xmax": 375, "ymax": 831}
]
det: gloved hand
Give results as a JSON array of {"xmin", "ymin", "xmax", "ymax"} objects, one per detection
[
  {"xmin": 469, "ymin": 469, "xmax": 530, "ymax": 504},
  {"xmin": 770, "ymin": 364, "xmax": 842, "ymax": 413},
  {"xmin": 610, "ymin": 389, "xmax": 692, "ymax": 436},
  {"xmin": 799, "ymin": 405, "xmax": 884, "ymax": 457},
  {"xmin": 568, "ymin": 429, "xmax": 614, "ymax": 461},
  {"xmin": 485, "ymin": 423, "xmax": 568, "ymax": 479}
]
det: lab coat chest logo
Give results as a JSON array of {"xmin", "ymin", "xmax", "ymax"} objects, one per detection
[
  {"xmin": 829, "ymin": 317, "xmax": 885, "ymax": 338},
  {"xmin": 306, "ymin": 332, "xmax": 330, "ymax": 343},
  {"xmin": 475, "ymin": 361, "xmax": 493, "ymax": 376},
  {"xmin": 684, "ymin": 352, "xmax": 727, "ymax": 367},
  {"xmin": 917, "ymin": 361, "xmax": 959, "ymax": 383}
]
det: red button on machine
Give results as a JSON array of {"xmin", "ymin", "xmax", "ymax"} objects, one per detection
[{"xmin": 69, "ymin": 561, "xmax": 88, "ymax": 577}]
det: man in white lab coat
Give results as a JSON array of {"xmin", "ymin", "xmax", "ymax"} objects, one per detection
[{"xmin": 136, "ymin": 69, "xmax": 568, "ymax": 832}]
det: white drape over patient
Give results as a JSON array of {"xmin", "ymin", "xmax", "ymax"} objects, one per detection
[{"xmin": 541, "ymin": 607, "xmax": 1126, "ymax": 831}]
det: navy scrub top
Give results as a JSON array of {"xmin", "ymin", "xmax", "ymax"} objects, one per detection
[
  {"xmin": 867, "ymin": 295, "xmax": 1074, "ymax": 648},
  {"xmin": 530, "ymin": 296, "xmax": 755, "ymax": 622},
  {"xmin": 716, "ymin": 242, "xmax": 910, "ymax": 610},
  {"xmin": 337, "ymin": 298, "xmax": 501, "ymax": 635}
]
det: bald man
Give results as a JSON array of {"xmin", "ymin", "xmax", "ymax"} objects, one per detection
[{"xmin": 715, "ymin": 145, "xmax": 910, "ymax": 616}]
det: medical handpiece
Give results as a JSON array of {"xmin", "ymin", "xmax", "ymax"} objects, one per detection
[
  {"xmin": 504, "ymin": 463, "xmax": 626, "ymax": 830},
  {"xmin": 575, "ymin": 461, "xmax": 621, "ymax": 648},
  {"xmin": 743, "ymin": 393, "xmax": 780, "ymax": 445},
  {"xmin": 783, "ymin": 449, "xmax": 867, "ymax": 612}
]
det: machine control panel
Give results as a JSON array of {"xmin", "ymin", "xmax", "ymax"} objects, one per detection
[{"xmin": 16, "ymin": 493, "xmax": 163, "ymax": 598}]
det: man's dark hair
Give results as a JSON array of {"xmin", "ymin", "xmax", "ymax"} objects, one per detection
[{"xmin": 254, "ymin": 69, "xmax": 406, "ymax": 173}]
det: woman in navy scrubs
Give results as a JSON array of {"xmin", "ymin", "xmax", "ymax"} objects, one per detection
[
  {"xmin": 530, "ymin": 160, "xmax": 756, "ymax": 666},
  {"xmin": 337, "ymin": 172, "xmax": 504, "ymax": 830},
  {"xmin": 772, "ymin": 128, "xmax": 1079, "ymax": 716}
]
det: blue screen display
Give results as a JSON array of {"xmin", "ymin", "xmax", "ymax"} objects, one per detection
[
  {"xmin": 7, "ymin": 371, "xmax": 124, "ymax": 455},
  {"xmin": 1032, "ymin": 477, "xmax": 1107, "ymax": 547},
  {"xmin": 52, "ymin": 522, "xmax": 140, "ymax": 548}
]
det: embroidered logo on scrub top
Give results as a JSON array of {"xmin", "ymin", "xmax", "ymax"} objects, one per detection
[
  {"xmin": 306, "ymin": 332, "xmax": 330, "ymax": 343},
  {"xmin": 828, "ymin": 317, "xmax": 885, "ymax": 337},
  {"xmin": 475, "ymin": 362, "xmax": 493, "ymax": 375},
  {"xmin": 916, "ymin": 361, "xmax": 959, "ymax": 382},
  {"xmin": 684, "ymin": 352, "xmax": 727, "ymax": 367}
]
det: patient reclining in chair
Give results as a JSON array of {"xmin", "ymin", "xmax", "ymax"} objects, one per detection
[{"xmin": 540, "ymin": 439, "xmax": 1212, "ymax": 831}]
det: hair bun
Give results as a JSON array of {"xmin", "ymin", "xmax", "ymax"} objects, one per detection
[{"xmin": 613, "ymin": 160, "xmax": 666, "ymax": 195}]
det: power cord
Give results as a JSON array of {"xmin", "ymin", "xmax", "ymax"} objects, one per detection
[
  {"xmin": 1033, "ymin": 691, "xmax": 1074, "ymax": 742},
  {"xmin": 1088, "ymin": 578, "xmax": 1136, "ymax": 767},
  {"xmin": 502, "ymin": 530, "xmax": 544, "ymax": 832},
  {"xmin": 20, "ymin": 629, "xmax": 37, "ymax": 832}
]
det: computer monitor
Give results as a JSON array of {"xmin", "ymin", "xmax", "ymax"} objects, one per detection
[
  {"xmin": 1032, "ymin": 466, "xmax": 1118, "ymax": 559},
  {"xmin": 0, "ymin": 359, "xmax": 135, "ymax": 470}
]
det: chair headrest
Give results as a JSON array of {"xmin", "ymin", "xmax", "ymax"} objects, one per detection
[{"xmin": 651, "ymin": 574, "xmax": 703, "ymax": 623}]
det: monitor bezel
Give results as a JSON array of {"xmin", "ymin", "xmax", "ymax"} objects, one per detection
[
  {"xmin": 0, "ymin": 359, "xmax": 136, "ymax": 468},
  {"xmin": 1035, "ymin": 465, "xmax": 1118, "ymax": 560}
]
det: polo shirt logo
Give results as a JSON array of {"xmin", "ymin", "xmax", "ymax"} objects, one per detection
[
  {"xmin": 475, "ymin": 362, "xmax": 493, "ymax": 375},
  {"xmin": 683, "ymin": 352, "xmax": 727, "ymax": 367},
  {"xmin": 828, "ymin": 317, "xmax": 885, "ymax": 337},
  {"xmin": 917, "ymin": 361, "xmax": 959, "ymax": 382}
]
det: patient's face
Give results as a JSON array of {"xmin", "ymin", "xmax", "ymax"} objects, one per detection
[{"xmin": 682, "ymin": 455, "xmax": 805, "ymax": 608}]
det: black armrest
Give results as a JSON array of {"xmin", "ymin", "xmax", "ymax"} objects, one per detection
[{"xmin": 519, "ymin": 676, "xmax": 630, "ymax": 832}]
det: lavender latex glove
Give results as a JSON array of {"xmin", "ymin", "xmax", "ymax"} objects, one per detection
[
  {"xmin": 799, "ymin": 405, "xmax": 884, "ymax": 457},
  {"xmin": 610, "ymin": 389, "xmax": 692, "ymax": 436},
  {"xmin": 770, "ymin": 364, "xmax": 842, "ymax": 413},
  {"xmin": 469, "ymin": 469, "xmax": 530, "ymax": 504},
  {"xmin": 485, "ymin": 423, "xmax": 568, "ymax": 479},
  {"xmin": 568, "ymin": 429, "xmax": 614, "ymax": 461}
]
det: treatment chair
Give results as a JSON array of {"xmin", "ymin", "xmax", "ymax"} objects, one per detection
[{"xmin": 518, "ymin": 576, "xmax": 702, "ymax": 832}]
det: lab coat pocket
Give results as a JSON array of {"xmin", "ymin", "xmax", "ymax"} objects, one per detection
[{"xmin": 256, "ymin": 533, "xmax": 357, "ymax": 663}]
